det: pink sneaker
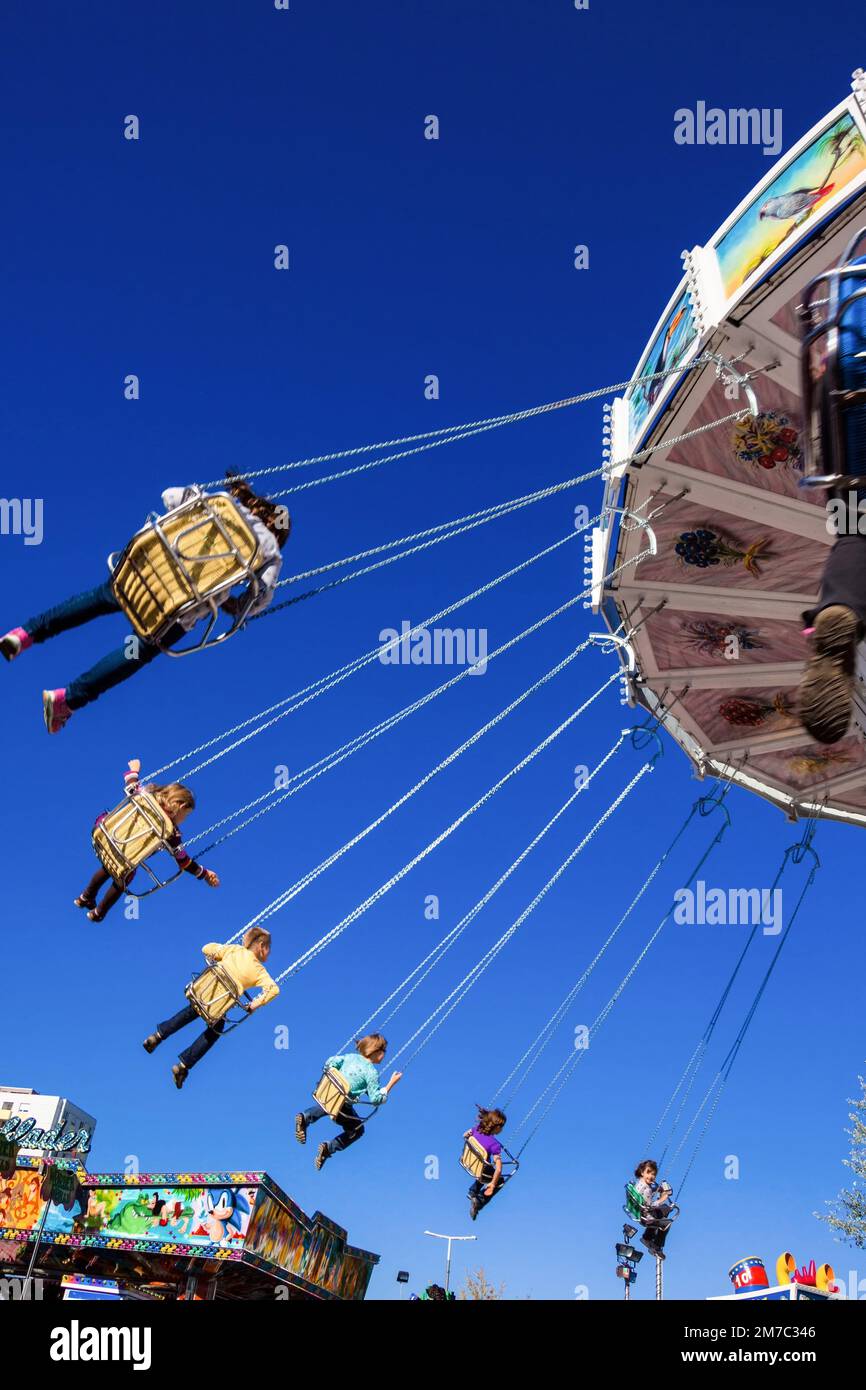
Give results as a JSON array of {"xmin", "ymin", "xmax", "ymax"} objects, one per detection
[
  {"xmin": 0, "ymin": 627, "xmax": 32, "ymax": 662},
  {"xmin": 43, "ymin": 688, "xmax": 73, "ymax": 734}
]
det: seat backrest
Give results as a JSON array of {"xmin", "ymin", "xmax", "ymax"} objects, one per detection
[
  {"xmin": 112, "ymin": 492, "xmax": 259, "ymax": 641},
  {"xmin": 460, "ymin": 1135, "xmax": 491, "ymax": 1180},
  {"xmin": 92, "ymin": 791, "xmax": 175, "ymax": 881},
  {"xmin": 312, "ymin": 1067, "xmax": 352, "ymax": 1119},
  {"xmin": 624, "ymin": 1182, "xmax": 645, "ymax": 1221},
  {"xmin": 185, "ymin": 961, "xmax": 242, "ymax": 1026}
]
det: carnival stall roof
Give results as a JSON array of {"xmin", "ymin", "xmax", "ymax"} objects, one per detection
[
  {"xmin": 0, "ymin": 1157, "xmax": 379, "ymax": 1301},
  {"xmin": 593, "ymin": 68, "xmax": 866, "ymax": 827}
]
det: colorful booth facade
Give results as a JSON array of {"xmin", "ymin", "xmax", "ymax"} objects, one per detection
[{"xmin": 0, "ymin": 1157, "xmax": 378, "ymax": 1301}]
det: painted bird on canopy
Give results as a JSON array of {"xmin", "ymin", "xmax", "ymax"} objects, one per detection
[{"xmin": 759, "ymin": 184, "xmax": 835, "ymax": 221}]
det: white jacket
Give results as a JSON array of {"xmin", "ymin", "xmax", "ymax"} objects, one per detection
[{"xmin": 160, "ymin": 486, "xmax": 282, "ymax": 628}]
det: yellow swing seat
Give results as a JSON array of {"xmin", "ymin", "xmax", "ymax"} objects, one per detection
[
  {"xmin": 185, "ymin": 959, "xmax": 253, "ymax": 1030},
  {"xmin": 109, "ymin": 489, "xmax": 261, "ymax": 654},
  {"xmin": 459, "ymin": 1134, "xmax": 519, "ymax": 1182},
  {"xmin": 92, "ymin": 789, "xmax": 181, "ymax": 896},
  {"xmin": 312, "ymin": 1067, "xmax": 381, "ymax": 1122}
]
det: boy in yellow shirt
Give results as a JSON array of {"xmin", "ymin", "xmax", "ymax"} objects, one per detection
[{"xmin": 143, "ymin": 927, "xmax": 279, "ymax": 1088}]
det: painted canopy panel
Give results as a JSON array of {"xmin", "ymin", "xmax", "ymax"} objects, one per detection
[
  {"xmin": 713, "ymin": 109, "xmax": 866, "ymax": 302},
  {"xmin": 643, "ymin": 609, "xmax": 809, "ymax": 669},
  {"xmin": 676, "ymin": 686, "xmax": 799, "ymax": 745},
  {"xmin": 631, "ymin": 500, "xmax": 827, "ymax": 595},
  {"xmin": 666, "ymin": 377, "xmax": 819, "ymax": 504}
]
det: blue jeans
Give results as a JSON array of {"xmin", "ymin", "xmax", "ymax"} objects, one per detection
[
  {"xmin": 25, "ymin": 578, "xmax": 181, "ymax": 709},
  {"xmin": 468, "ymin": 1160, "xmax": 510, "ymax": 1212},
  {"xmin": 302, "ymin": 1100, "xmax": 366, "ymax": 1155},
  {"xmin": 157, "ymin": 1003, "xmax": 225, "ymax": 1071}
]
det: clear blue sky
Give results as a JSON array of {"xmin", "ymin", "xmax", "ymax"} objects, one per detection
[{"xmin": 2, "ymin": 0, "xmax": 864, "ymax": 1301}]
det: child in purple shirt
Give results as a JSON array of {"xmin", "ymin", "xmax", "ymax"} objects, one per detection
[{"xmin": 465, "ymin": 1107, "xmax": 508, "ymax": 1220}]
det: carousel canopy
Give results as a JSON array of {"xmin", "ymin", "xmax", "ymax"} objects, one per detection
[{"xmin": 594, "ymin": 69, "xmax": 866, "ymax": 826}]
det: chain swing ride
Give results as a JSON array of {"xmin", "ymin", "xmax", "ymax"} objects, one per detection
[{"xmin": 44, "ymin": 67, "xmax": 866, "ymax": 1294}]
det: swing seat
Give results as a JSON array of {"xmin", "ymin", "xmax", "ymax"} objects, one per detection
[
  {"xmin": 109, "ymin": 489, "xmax": 261, "ymax": 654},
  {"xmin": 312, "ymin": 1068, "xmax": 380, "ymax": 1122},
  {"xmin": 623, "ymin": 1181, "xmax": 680, "ymax": 1227},
  {"xmin": 92, "ymin": 789, "xmax": 181, "ymax": 895},
  {"xmin": 185, "ymin": 959, "xmax": 253, "ymax": 1030},
  {"xmin": 459, "ymin": 1135, "xmax": 519, "ymax": 1182},
  {"xmin": 799, "ymin": 227, "xmax": 866, "ymax": 489}
]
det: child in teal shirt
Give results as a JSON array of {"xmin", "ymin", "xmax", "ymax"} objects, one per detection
[{"xmin": 295, "ymin": 1032, "xmax": 403, "ymax": 1168}]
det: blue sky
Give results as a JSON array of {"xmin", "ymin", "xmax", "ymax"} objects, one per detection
[{"xmin": 2, "ymin": 0, "xmax": 864, "ymax": 1301}]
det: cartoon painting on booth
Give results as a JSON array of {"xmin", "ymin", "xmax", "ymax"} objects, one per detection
[
  {"xmin": 715, "ymin": 111, "xmax": 866, "ymax": 300},
  {"xmin": 0, "ymin": 1168, "xmax": 84, "ymax": 1235},
  {"xmin": 627, "ymin": 285, "xmax": 699, "ymax": 446},
  {"xmin": 77, "ymin": 1185, "xmax": 255, "ymax": 1247}
]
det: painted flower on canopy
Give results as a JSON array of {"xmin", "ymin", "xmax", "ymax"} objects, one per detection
[
  {"xmin": 719, "ymin": 693, "xmax": 793, "ymax": 727},
  {"xmin": 675, "ymin": 528, "xmax": 769, "ymax": 576},
  {"xmin": 788, "ymin": 747, "xmax": 852, "ymax": 776},
  {"xmin": 683, "ymin": 620, "xmax": 766, "ymax": 658},
  {"xmin": 733, "ymin": 411, "xmax": 802, "ymax": 471}
]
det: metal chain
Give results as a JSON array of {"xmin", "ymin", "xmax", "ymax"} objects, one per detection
[
  {"xmin": 271, "ymin": 673, "xmax": 621, "ymax": 981},
  {"xmin": 208, "ymin": 638, "xmax": 596, "ymax": 907},
  {"xmin": 188, "ymin": 592, "xmax": 597, "ymax": 850},
  {"xmin": 494, "ymin": 796, "xmax": 702, "ymax": 1108},
  {"xmin": 513, "ymin": 797, "xmax": 732, "ymax": 1152},
  {"xmin": 147, "ymin": 395, "xmax": 742, "ymax": 784},
  {"xmin": 273, "ymin": 471, "xmax": 601, "ymax": 587},
  {"xmin": 391, "ymin": 750, "xmax": 650, "ymax": 1068},
  {"xmin": 347, "ymin": 734, "xmax": 630, "ymax": 1046},
  {"xmin": 262, "ymin": 398, "xmax": 749, "ymax": 499},
  {"xmin": 198, "ymin": 354, "xmax": 715, "ymax": 491},
  {"xmin": 143, "ymin": 520, "xmax": 595, "ymax": 782}
]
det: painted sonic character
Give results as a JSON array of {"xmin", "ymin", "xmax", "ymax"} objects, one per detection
[{"xmin": 194, "ymin": 1188, "xmax": 251, "ymax": 1244}]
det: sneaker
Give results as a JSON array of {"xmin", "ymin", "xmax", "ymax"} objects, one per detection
[
  {"xmin": 43, "ymin": 688, "xmax": 73, "ymax": 735},
  {"xmin": 469, "ymin": 1197, "xmax": 480, "ymax": 1222},
  {"xmin": 1, "ymin": 628, "xmax": 31, "ymax": 662},
  {"xmin": 74, "ymin": 896, "xmax": 96, "ymax": 911},
  {"xmin": 172, "ymin": 1063, "xmax": 189, "ymax": 1090},
  {"xmin": 295, "ymin": 1113, "xmax": 308, "ymax": 1145},
  {"xmin": 142, "ymin": 1034, "xmax": 162, "ymax": 1054},
  {"xmin": 314, "ymin": 1142, "xmax": 330, "ymax": 1171},
  {"xmin": 798, "ymin": 604, "xmax": 860, "ymax": 744},
  {"xmin": 86, "ymin": 908, "xmax": 105, "ymax": 923}
]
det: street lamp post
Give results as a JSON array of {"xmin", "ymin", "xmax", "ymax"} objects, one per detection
[
  {"xmin": 615, "ymin": 1225, "xmax": 643, "ymax": 1302},
  {"xmin": 423, "ymin": 1231, "xmax": 477, "ymax": 1295}
]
